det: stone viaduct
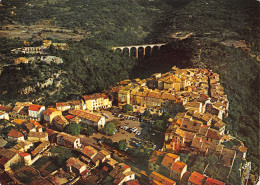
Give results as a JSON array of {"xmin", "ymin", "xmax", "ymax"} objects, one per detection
[{"xmin": 112, "ymin": 43, "xmax": 166, "ymax": 58}]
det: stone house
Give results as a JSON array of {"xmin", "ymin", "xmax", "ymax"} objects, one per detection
[
  {"xmin": 7, "ymin": 129, "xmax": 24, "ymax": 142},
  {"xmin": 56, "ymin": 132, "xmax": 81, "ymax": 149},
  {"xmin": 170, "ymin": 161, "xmax": 187, "ymax": 182},
  {"xmin": 0, "ymin": 148, "xmax": 20, "ymax": 170},
  {"xmin": 53, "ymin": 115, "xmax": 69, "ymax": 131},
  {"xmin": 27, "ymin": 132, "xmax": 48, "ymax": 142},
  {"xmin": 43, "ymin": 108, "xmax": 62, "ymax": 124},
  {"xmin": 28, "ymin": 104, "xmax": 45, "ymax": 121},
  {"xmin": 69, "ymin": 110, "xmax": 105, "ymax": 130},
  {"xmin": 66, "ymin": 157, "xmax": 87, "ymax": 175}
]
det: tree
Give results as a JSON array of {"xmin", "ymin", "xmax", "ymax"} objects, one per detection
[
  {"xmin": 122, "ymin": 104, "xmax": 133, "ymax": 113},
  {"xmin": 81, "ymin": 123, "xmax": 96, "ymax": 136},
  {"xmin": 65, "ymin": 122, "xmax": 81, "ymax": 136},
  {"xmin": 110, "ymin": 119, "xmax": 121, "ymax": 127},
  {"xmin": 103, "ymin": 122, "xmax": 116, "ymax": 135},
  {"xmin": 152, "ymin": 119, "xmax": 164, "ymax": 131},
  {"xmin": 118, "ymin": 140, "xmax": 128, "ymax": 151},
  {"xmin": 144, "ymin": 109, "xmax": 151, "ymax": 118}
]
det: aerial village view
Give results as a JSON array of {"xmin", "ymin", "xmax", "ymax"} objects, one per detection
[{"xmin": 0, "ymin": 0, "xmax": 259, "ymax": 185}]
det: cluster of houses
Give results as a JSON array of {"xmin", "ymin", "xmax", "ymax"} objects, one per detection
[
  {"xmin": 11, "ymin": 39, "xmax": 69, "ymax": 55},
  {"xmin": 0, "ymin": 93, "xmax": 112, "ymax": 131},
  {"xmin": 107, "ymin": 67, "xmax": 228, "ymax": 118},
  {"xmin": 0, "ymin": 66, "xmax": 248, "ymax": 184},
  {"xmin": 142, "ymin": 150, "xmax": 227, "ymax": 185}
]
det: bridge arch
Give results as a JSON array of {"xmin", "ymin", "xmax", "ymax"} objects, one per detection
[{"xmin": 112, "ymin": 43, "xmax": 166, "ymax": 58}]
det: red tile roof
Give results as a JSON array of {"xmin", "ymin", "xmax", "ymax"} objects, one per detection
[
  {"xmin": 66, "ymin": 157, "xmax": 86, "ymax": 170},
  {"xmin": 65, "ymin": 115, "xmax": 75, "ymax": 120},
  {"xmin": 161, "ymin": 153, "xmax": 179, "ymax": 168},
  {"xmin": 149, "ymin": 171, "xmax": 176, "ymax": 185},
  {"xmin": 44, "ymin": 108, "xmax": 58, "ymax": 116},
  {"xmin": 45, "ymin": 129, "xmax": 55, "ymax": 136},
  {"xmin": 69, "ymin": 110, "xmax": 102, "ymax": 123},
  {"xmin": 125, "ymin": 179, "xmax": 140, "ymax": 185},
  {"xmin": 19, "ymin": 152, "xmax": 30, "ymax": 157},
  {"xmin": 56, "ymin": 102, "xmax": 70, "ymax": 107},
  {"xmin": 205, "ymin": 178, "xmax": 226, "ymax": 185},
  {"xmin": 0, "ymin": 106, "xmax": 12, "ymax": 112},
  {"xmin": 0, "ymin": 157, "xmax": 8, "ymax": 165},
  {"xmin": 82, "ymin": 93, "xmax": 108, "ymax": 101},
  {"xmin": 188, "ymin": 171, "xmax": 207, "ymax": 185},
  {"xmin": 206, "ymin": 129, "xmax": 221, "ymax": 140},
  {"xmin": 171, "ymin": 161, "xmax": 187, "ymax": 174},
  {"xmin": 8, "ymin": 129, "xmax": 23, "ymax": 138},
  {"xmin": 29, "ymin": 104, "xmax": 43, "ymax": 111}
]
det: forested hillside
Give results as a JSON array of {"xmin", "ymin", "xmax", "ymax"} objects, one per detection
[{"xmin": 0, "ymin": 0, "xmax": 259, "ymax": 183}]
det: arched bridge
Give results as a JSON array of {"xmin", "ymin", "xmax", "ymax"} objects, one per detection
[{"xmin": 112, "ymin": 43, "xmax": 166, "ymax": 58}]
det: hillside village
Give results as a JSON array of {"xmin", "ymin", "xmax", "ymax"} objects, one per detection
[{"xmin": 0, "ymin": 64, "xmax": 252, "ymax": 185}]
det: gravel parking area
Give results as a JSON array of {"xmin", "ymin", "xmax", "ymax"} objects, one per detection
[{"xmin": 84, "ymin": 110, "xmax": 152, "ymax": 144}]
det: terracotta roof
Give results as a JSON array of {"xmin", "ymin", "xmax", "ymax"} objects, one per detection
[
  {"xmin": 19, "ymin": 152, "xmax": 30, "ymax": 157},
  {"xmin": 171, "ymin": 161, "xmax": 187, "ymax": 174},
  {"xmin": 66, "ymin": 157, "xmax": 86, "ymax": 170},
  {"xmin": 82, "ymin": 93, "xmax": 108, "ymax": 101},
  {"xmin": 220, "ymin": 148, "xmax": 236, "ymax": 167},
  {"xmin": 0, "ymin": 147, "xmax": 18, "ymax": 159},
  {"xmin": 188, "ymin": 171, "xmax": 207, "ymax": 185},
  {"xmin": 92, "ymin": 151, "xmax": 106, "ymax": 163},
  {"xmin": 149, "ymin": 171, "xmax": 176, "ymax": 185},
  {"xmin": 12, "ymin": 119, "xmax": 26, "ymax": 125},
  {"xmin": 8, "ymin": 129, "xmax": 23, "ymax": 138},
  {"xmin": 65, "ymin": 115, "xmax": 75, "ymax": 120},
  {"xmin": 206, "ymin": 129, "xmax": 221, "ymax": 140},
  {"xmin": 32, "ymin": 141, "xmax": 50, "ymax": 154},
  {"xmin": 147, "ymin": 91, "xmax": 162, "ymax": 99},
  {"xmin": 45, "ymin": 129, "xmax": 55, "ymax": 136},
  {"xmin": 53, "ymin": 115, "xmax": 69, "ymax": 126},
  {"xmin": 56, "ymin": 102, "xmax": 70, "ymax": 107},
  {"xmin": 161, "ymin": 153, "xmax": 179, "ymax": 168},
  {"xmin": 125, "ymin": 179, "xmax": 140, "ymax": 185},
  {"xmin": 25, "ymin": 122, "xmax": 35, "ymax": 130},
  {"xmin": 80, "ymin": 169, "xmax": 89, "ymax": 176},
  {"xmin": 81, "ymin": 146, "xmax": 97, "ymax": 158},
  {"xmin": 30, "ymin": 120, "xmax": 42, "ymax": 128},
  {"xmin": 238, "ymin": 146, "xmax": 247, "ymax": 153},
  {"xmin": 180, "ymin": 171, "xmax": 191, "ymax": 185},
  {"xmin": 0, "ymin": 106, "xmax": 12, "ymax": 112},
  {"xmin": 69, "ymin": 110, "xmax": 102, "ymax": 123},
  {"xmin": 28, "ymin": 132, "xmax": 47, "ymax": 138},
  {"xmin": 191, "ymin": 137, "xmax": 203, "ymax": 149},
  {"xmin": 161, "ymin": 92, "xmax": 176, "ymax": 101},
  {"xmin": 57, "ymin": 133, "xmax": 78, "ymax": 143},
  {"xmin": 205, "ymin": 178, "xmax": 226, "ymax": 185},
  {"xmin": 12, "ymin": 106, "xmax": 23, "ymax": 113},
  {"xmin": 29, "ymin": 104, "xmax": 44, "ymax": 111},
  {"xmin": 149, "ymin": 150, "xmax": 166, "ymax": 165},
  {"xmin": 44, "ymin": 108, "xmax": 58, "ymax": 116}
]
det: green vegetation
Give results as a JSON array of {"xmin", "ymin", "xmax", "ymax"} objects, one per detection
[
  {"xmin": 50, "ymin": 146, "xmax": 78, "ymax": 165},
  {"xmin": 122, "ymin": 104, "xmax": 133, "ymax": 113},
  {"xmin": 0, "ymin": 0, "xmax": 259, "ymax": 182},
  {"xmin": 65, "ymin": 122, "xmax": 81, "ymax": 136},
  {"xmin": 102, "ymin": 122, "xmax": 117, "ymax": 136},
  {"xmin": 16, "ymin": 170, "xmax": 35, "ymax": 184},
  {"xmin": 180, "ymin": 153, "xmax": 244, "ymax": 184},
  {"xmin": 118, "ymin": 139, "xmax": 128, "ymax": 151},
  {"xmin": 81, "ymin": 123, "xmax": 96, "ymax": 136}
]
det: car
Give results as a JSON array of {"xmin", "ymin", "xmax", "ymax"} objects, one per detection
[{"xmin": 136, "ymin": 131, "xmax": 141, "ymax": 135}]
